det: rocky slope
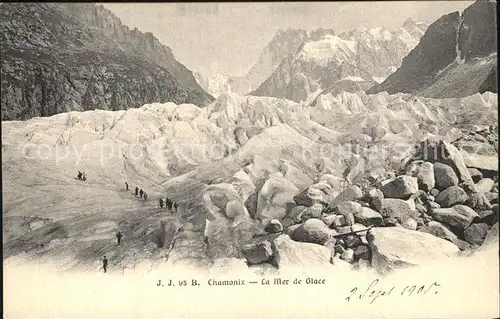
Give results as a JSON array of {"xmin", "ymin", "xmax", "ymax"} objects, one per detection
[
  {"xmin": 367, "ymin": 0, "xmax": 497, "ymax": 98},
  {"xmin": 0, "ymin": 3, "xmax": 214, "ymax": 121},
  {"xmin": 249, "ymin": 19, "xmax": 429, "ymax": 103},
  {"xmin": 2, "ymin": 90, "xmax": 498, "ymax": 274}
]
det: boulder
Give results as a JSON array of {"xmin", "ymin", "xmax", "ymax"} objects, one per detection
[
  {"xmin": 336, "ymin": 201, "xmax": 360, "ymax": 226},
  {"xmin": 416, "ymin": 203, "xmax": 428, "ymax": 215},
  {"xmin": 419, "ymin": 221, "xmax": 458, "ymax": 243},
  {"xmin": 476, "ymin": 178, "xmax": 495, "ymax": 194},
  {"xmin": 351, "ymin": 223, "xmax": 370, "ymax": 235},
  {"xmin": 380, "ymin": 175, "xmax": 419, "ymax": 199},
  {"xmin": 431, "ymin": 205, "xmax": 480, "ymax": 233},
  {"xmin": 434, "ymin": 163, "xmax": 459, "ymax": 189},
  {"xmin": 272, "ymin": 235, "xmax": 331, "ymax": 268},
  {"xmin": 483, "ymin": 222, "xmax": 499, "ymax": 246},
  {"xmin": 484, "ymin": 192, "xmax": 498, "ymax": 205},
  {"xmin": 468, "ymin": 168, "xmax": 483, "ymax": 183},
  {"xmin": 426, "ymin": 201, "xmax": 441, "ymax": 211},
  {"xmin": 337, "ymin": 226, "xmax": 352, "ymax": 235},
  {"xmin": 225, "ymin": 200, "xmax": 248, "ymax": 219},
  {"xmin": 405, "ymin": 160, "xmax": 424, "ymax": 176},
  {"xmin": 331, "ymin": 185, "xmax": 363, "ymax": 206},
  {"xmin": 241, "ymin": 241, "xmax": 274, "ymax": 265},
  {"xmin": 354, "ymin": 207, "xmax": 384, "ymax": 227},
  {"xmin": 300, "ymin": 204, "xmax": 323, "ymax": 221},
  {"xmin": 478, "ymin": 210, "xmax": 499, "ymax": 226},
  {"xmin": 416, "ymin": 162, "xmax": 436, "ymax": 191},
  {"xmin": 354, "ymin": 245, "xmax": 371, "ymax": 260},
  {"xmin": 464, "ymin": 223, "xmax": 489, "ymax": 246},
  {"xmin": 322, "ymin": 214, "xmax": 343, "ymax": 228},
  {"xmin": 264, "ymin": 219, "xmax": 283, "ymax": 234},
  {"xmin": 367, "ymin": 227, "xmax": 460, "ymax": 274},
  {"xmin": 466, "ymin": 193, "xmax": 492, "ymax": 211},
  {"xmin": 257, "ymin": 173, "xmax": 299, "ymax": 219},
  {"xmin": 435, "ymin": 186, "xmax": 469, "ymax": 208},
  {"xmin": 343, "ymin": 234, "xmax": 362, "ymax": 249},
  {"xmin": 293, "ymin": 182, "xmax": 334, "ymax": 207},
  {"xmin": 430, "ymin": 188, "xmax": 440, "ymax": 197},
  {"xmin": 364, "ymin": 188, "xmax": 384, "ymax": 211},
  {"xmin": 282, "ymin": 205, "xmax": 306, "ymax": 227},
  {"xmin": 401, "ymin": 217, "xmax": 418, "ymax": 231},
  {"xmin": 291, "ymin": 218, "xmax": 335, "ymax": 245},
  {"xmin": 285, "ymin": 224, "xmax": 301, "ymax": 236},
  {"xmin": 414, "ymin": 140, "xmax": 474, "ymax": 185},
  {"xmin": 341, "ymin": 248, "xmax": 355, "ymax": 263},
  {"xmin": 379, "ymin": 198, "xmax": 418, "ymax": 224}
]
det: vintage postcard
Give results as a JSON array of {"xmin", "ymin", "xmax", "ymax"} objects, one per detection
[{"xmin": 2, "ymin": 1, "xmax": 498, "ymax": 318}]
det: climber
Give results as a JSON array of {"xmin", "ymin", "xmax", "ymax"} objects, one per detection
[
  {"xmin": 143, "ymin": 192, "xmax": 148, "ymax": 201},
  {"xmin": 102, "ymin": 256, "xmax": 108, "ymax": 273},
  {"xmin": 139, "ymin": 189, "xmax": 144, "ymax": 199},
  {"xmin": 77, "ymin": 171, "xmax": 82, "ymax": 180},
  {"xmin": 135, "ymin": 187, "xmax": 139, "ymax": 196},
  {"xmin": 116, "ymin": 231, "xmax": 122, "ymax": 245},
  {"xmin": 125, "ymin": 182, "xmax": 129, "ymax": 191},
  {"xmin": 166, "ymin": 198, "xmax": 172, "ymax": 210},
  {"xmin": 159, "ymin": 198, "xmax": 164, "ymax": 208},
  {"xmin": 173, "ymin": 202, "xmax": 178, "ymax": 212},
  {"xmin": 82, "ymin": 172, "xmax": 87, "ymax": 181}
]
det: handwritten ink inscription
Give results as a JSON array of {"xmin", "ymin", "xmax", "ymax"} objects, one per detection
[{"xmin": 346, "ymin": 279, "xmax": 440, "ymax": 304}]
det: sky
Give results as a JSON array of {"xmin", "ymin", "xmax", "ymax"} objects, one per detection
[{"xmin": 103, "ymin": 2, "xmax": 474, "ymax": 77}]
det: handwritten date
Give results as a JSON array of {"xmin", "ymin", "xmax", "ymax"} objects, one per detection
[{"xmin": 346, "ymin": 279, "xmax": 440, "ymax": 304}]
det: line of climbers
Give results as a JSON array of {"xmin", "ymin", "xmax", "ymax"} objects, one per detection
[
  {"xmin": 158, "ymin": 197, "xmax": 178, "ymax": 212},
  {"xmin": 101, "ymin": 181, "xmax": 179, "ymax": 273},
  {"xmin": 125, "ymin": 182, "xmax": 147, "ymax": 201}
]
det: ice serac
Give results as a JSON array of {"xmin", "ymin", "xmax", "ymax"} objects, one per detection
[
  {"xmin": 0, "ymin": 3, "xmax": 214, "ymax": 121},
  {"xmin": 249, "ymin": 20, "xmax": 429, "ymax": 103},
  {"xmin": 193, "ymin": 72, "xmax": 232, "ymax": 98},
  {"xmin": 368, "ymin": 0, "xmax": 497, "ymax": 98}
]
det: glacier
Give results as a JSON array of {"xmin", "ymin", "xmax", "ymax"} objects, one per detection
[{"xmin": 2, "ymin": 91, "xmax": 498, "ymax": 273}]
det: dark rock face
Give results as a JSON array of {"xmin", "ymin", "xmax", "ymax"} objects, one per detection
[
  {"xmin": 367, "ymin": 0, "xmax": 497, "ymax": 98},
  {"xmin": 1, "ymin": 3, "xmax": 214, "ymax": 121},
  {"xmin": 457, "ymin": 0, "xmax": 498, "ymax": 61}
]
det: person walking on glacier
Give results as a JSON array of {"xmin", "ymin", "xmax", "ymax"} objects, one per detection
[
  {"xmin": 139, "ymin": 189, "xmax": 144, "ymax": 199},
  {"xmin": 135, "ymin": 187, "xmax": 139, "ymax": 196},
  {"xmin": 125, "ymin": 182, "xmax": 129, "ymax": 191},
  {"xmin": 116, "ymin": 231, "xmax": 123, "ymax": 245},
  {"xmin": 102, "ymin": 256, "xmax": 108, "ymax": 273},
  {"xmin": 143, "ymin": 192, "xmax": 148, "ymax": 201},
  {"xmin": 159, "ymin": 198, "xmax": 164, "ymax": 208}
]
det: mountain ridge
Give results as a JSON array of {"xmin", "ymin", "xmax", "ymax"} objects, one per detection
[
  {"xmin": 367, "ymin": 0, "xmax": 497, "ymax": 98},
  {"xmin": 1, "ymin": 3, "xmax": 214, "ymax": 121}
]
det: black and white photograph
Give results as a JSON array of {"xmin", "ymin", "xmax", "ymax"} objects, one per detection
[{"xmin": 2, "ymin": 1, "xmax": 498, "ymax": 318}]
